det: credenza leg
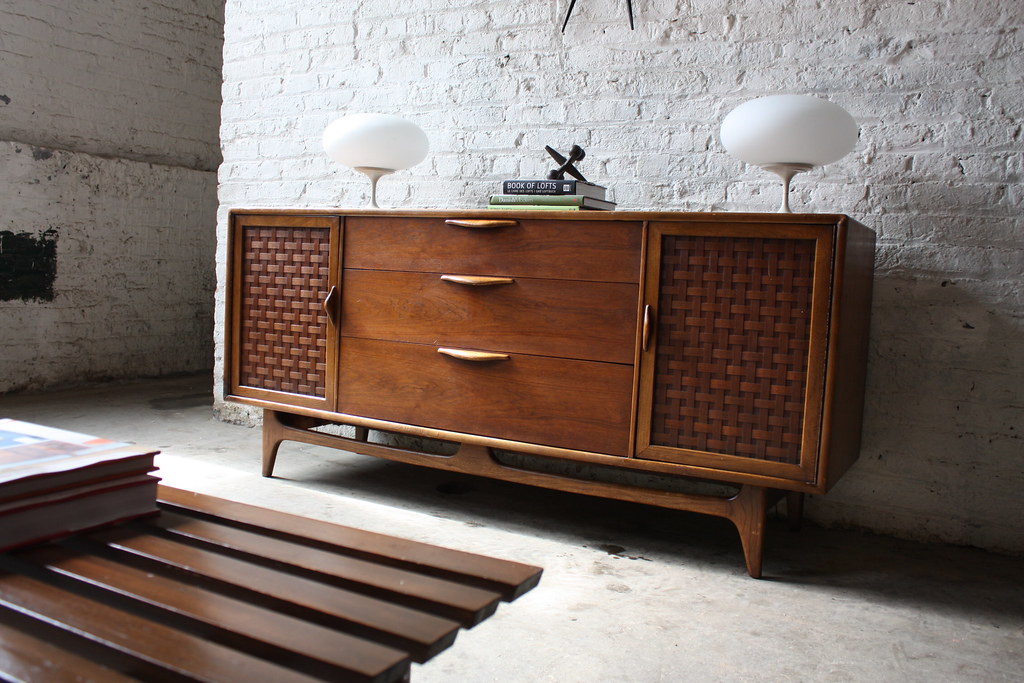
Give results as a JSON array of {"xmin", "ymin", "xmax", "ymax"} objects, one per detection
[
  {"xmin": 255, "ymin": 415, "xmax": 782, "ymax": 577},
  {"xmin": 262, "ymin": 409, "xmax": 287, "ymax": 477},
  {"xmin": 729, "ymin": 485, "xmax": 769, "ymax": 579}
]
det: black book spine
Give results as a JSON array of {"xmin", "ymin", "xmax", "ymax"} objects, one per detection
[{"xmin": 502, "ymin": 180, "xmax": 581, "ymax": 195}]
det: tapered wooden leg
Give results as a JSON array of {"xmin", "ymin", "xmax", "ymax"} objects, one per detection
[
  {"xmin": 261, "ymin": 409, "xmax": 287, "ymax": 477},
  {"xmin": 728, "ymin": 485, "xmax": 769, "ymax": 579}
]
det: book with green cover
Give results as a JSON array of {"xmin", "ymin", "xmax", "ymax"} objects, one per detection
[
  {"xmin": 488, "ymin": 194, "xmax": 616, "ymax": 211},
  {"xmin": 489, "ymin": 205, "xmax": 602, "ymax": 211}
]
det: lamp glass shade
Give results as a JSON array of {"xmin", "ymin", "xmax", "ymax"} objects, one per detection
[
  {"xmin": 322, "ymin": 113, "xmax": 428, "ymax": 172},
  {"xmin": 720, "ymin": 95, "xmax": 857, "ymax": 166}
]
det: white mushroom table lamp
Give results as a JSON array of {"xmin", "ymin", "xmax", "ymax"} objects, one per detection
[
  {"xmin": 720, "ymin": 95, "xmax": 858, "ymax": 212},
  {"xmin": 322, "ymin": 113, "xmax": 429, "ymax": 208}
]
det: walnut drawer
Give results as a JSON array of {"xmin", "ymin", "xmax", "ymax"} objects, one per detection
[
  {"xmin": 337, "ymin": 337, "xmax": 633, "ymax": 456},
  {"xmin": 340, "ymin": 269, "xmax": 638, "ymax": 364},
  {"xmin": 343, "ymin": 216, "xmax": 643, "ymax": 283}
]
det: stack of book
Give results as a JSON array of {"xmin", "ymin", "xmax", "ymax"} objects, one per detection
[
  {"xmin": 0, "ymin": 419, "xmax": 160, "ymax": 552},
  {"xmin": 489, "ymin": 179, "xmax": 616, "ymax": 211}
]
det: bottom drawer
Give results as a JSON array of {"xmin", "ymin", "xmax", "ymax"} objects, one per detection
[{"xmin": 338, "ymin": 338, "xmax": 633, "ymax": 456}]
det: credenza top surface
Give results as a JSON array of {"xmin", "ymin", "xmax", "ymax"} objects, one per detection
[{"xmin": 230, "ymin": 207, "xmax": 855, "ymax": 226}]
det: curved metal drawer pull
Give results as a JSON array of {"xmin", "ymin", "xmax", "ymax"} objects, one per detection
[
  {"xmin": 444, "ymin": 219, "xmax": 519, "ymax": 229},
  {"xmin": 438, "ymin": 348, "xmax": 510, "ymax": 362},
  {"xmin": 440, "ymin": 275, "xmax": 515, "ymax": 286}
]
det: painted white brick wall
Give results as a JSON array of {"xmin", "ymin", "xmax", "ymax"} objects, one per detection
[
  {"xmin": 0, "ymin": 0, "xmax": 223, "ymax": 170},
  {"xmin": 0, "ymin": 143, "xmax": 216, "ymax": 392},
  {"xmin": 216, "ymin": 0, "xmax": 1024, "ymax": 553},
  {"xmin": 0, "ymin": 0, "xmax": 223, "ymax": 391}
]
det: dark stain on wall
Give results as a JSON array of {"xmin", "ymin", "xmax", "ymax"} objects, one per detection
[
  {"xmin": 31, "ymin": 146, "xmax": 54, "ymax": 161},
  {"xmin": 0, "ymin": 94, "xmax": 10, "ymax": 105},
  {"xmin": 0, "ymin": 229, "xmax": 58, "ymax": 301}
]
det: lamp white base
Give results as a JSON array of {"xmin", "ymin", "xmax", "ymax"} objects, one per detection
[
  {"xmin": 354, "ymin": 166, "xmax": 396, "ymax": 208},
  {"xmin": 761, "ymin": 163, "xmax": 814, "ymax": 213}
]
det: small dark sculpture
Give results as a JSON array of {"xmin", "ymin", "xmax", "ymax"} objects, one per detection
[
  {"xmin": 545, "ymin": 144, "xmax": 588, "ymax": 182},
  {"xmin": 561, "ymin": 0, "xmax": 634, "ymax": 32}
]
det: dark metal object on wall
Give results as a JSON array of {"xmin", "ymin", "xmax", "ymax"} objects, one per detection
[{"xmin": 561, "ymin": 0, "xmax": 635, "ymax": 32}]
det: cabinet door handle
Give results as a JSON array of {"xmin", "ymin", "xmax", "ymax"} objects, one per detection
[
  {"xmin": 642, "ymin": 304, "xmax": 653, "ymax": 352},
  {"xmin": 440, "ymin": 274, "xmax": 515, "ymax": 286},
  {"xmin": 444, "ymin": 219, "xmax": 519, "ymax": 229},
  {"xmin": 438, "ymin": 348, "xmax": 510, "ymax": 362},
  {"xmin": 322, "ymin": 285, "xmax": 340, "ymax": 326}
]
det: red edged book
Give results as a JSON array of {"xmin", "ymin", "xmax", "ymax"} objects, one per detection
[{"xmin": 0, "ymin": 419, "xmax": 160, "ymax": 552}]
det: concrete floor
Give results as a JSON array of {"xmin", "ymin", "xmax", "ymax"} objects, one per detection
[{"xmin": 1, "ymin": 374, "xmax": 1021, "ymax": 682}]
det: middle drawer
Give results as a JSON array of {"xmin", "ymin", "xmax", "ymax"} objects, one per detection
[{"xmin": 341, "ymin": 269, "xmax": 639, "ymax": 365}]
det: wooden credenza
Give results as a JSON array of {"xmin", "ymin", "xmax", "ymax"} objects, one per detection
[{"xmin": 225, "ymin": 209, "xmax": 875, "ymax": 577}]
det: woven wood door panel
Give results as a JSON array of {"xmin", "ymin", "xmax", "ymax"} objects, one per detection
[
  {"xmin": 650, "ymin": 235, "xmax": 817, "ymax": 464},
  {"xmin": 237, "ymin": 226, "xmax": 331, "ymax": 398}
]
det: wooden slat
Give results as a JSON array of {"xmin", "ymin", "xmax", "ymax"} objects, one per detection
[
  {"xmin": 0, "ymin": 610, "xmax": 137, "ymax": 683},
  {"xmin": 0, "ymin": 561, "xmax": 329, "ymax": 683},
  {"xmin": 14, "ymin": 544, "xmax": 409, "ymax": 682},
  {"xmin": 158, "ymin": 486, "xmax": 543, "ymax": 601},
  {"xmin": 75, "ymin": 526, "xmax": 461, "ymax": 662},
  {"xmin": 0, "ymin": 486, "xmax": 542, "ymax": 682},
  {"xmin": 150, "ymin": 510, "xmax": 503, "ymax": 626}
]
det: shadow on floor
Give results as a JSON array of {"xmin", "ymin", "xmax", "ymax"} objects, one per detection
[{"xmin": 270, "ymin": 442, "xmax": 1024, "ymax": 627}]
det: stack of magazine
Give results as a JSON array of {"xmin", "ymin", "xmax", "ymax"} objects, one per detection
[
  {"xmin": 489, "ymin": 178, "xmax": 616, "ymax": 211},
  {"xmin": 0, "ymin": 419, "xmax": 160, "ymax": 552}
]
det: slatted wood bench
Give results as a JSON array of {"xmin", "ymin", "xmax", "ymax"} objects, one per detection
[{"xmin": 0, "ymin": 486, "xmax": 543, "ymax": 682}]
